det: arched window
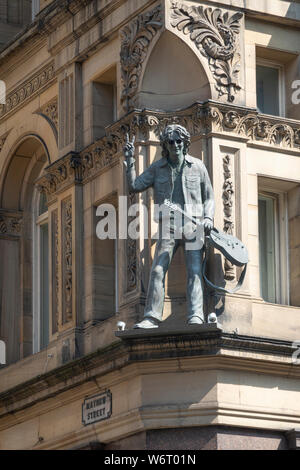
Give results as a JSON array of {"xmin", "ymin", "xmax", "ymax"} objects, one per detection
[{"xmin": 33, "ymin": 189, "xmax": 50, "ymax": 353}]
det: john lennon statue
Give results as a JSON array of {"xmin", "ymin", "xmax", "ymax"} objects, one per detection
[{"xmin": 123, "ymin": 124, "xmax": 215, "ymax": 329}]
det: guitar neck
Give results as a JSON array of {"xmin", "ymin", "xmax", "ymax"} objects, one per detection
[{"xmin": 164, "ymin": 201, "xmax": 200, "ymax": 226}]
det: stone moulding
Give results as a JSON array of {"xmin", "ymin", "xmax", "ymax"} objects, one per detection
[
  {"xmin": 36, "ymin": 102, "xmax": 300, "ymax": 199},
  {"xmin": 0, "ymin": 130, "xmax": 11, "ymax": 153},
  {"xmin": 0, "ymin": 62, "xmax": 55, "ymax": 120},
  {"xmin": 36, "ymin": 98, "xmax": 58, "ymax": 142},
  {"xmin": 120, "ymin": 4, "xmax": 163, "ymax": 112},
  {"xmin": 170, "ymin": 2, "xmax": 243, "ymax": 102}
]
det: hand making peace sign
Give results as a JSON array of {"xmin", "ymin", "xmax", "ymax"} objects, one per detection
[{"xmin": 123, "ymin": 133, "xmax": 136, "ymax": 159}]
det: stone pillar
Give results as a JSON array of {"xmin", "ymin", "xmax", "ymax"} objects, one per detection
[
  {"xmin": 205, "ymin": 134, "xmax": 252, "ymax": 332},
  {"xmin": 36, "ymin": 154, "xmax": 84, "ymax": 360},
  {"xmin": 58, "ymin": 63, "xmax": 83, "ymax": 157},
  {"xmin": 0, "ymin": 211, "xmax": 22, "ymax": 364}
]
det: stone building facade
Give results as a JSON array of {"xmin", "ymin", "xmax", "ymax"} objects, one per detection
[{"xmin": 0, "ymin": 0, "xmax": 300, "ymax": 450}]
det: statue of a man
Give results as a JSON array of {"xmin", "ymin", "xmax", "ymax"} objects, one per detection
[{"xmin": 123, "ymin": 124, "xmax": 215, "ymax": 328}]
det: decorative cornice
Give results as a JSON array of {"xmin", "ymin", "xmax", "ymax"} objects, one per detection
[
  {"xmin": 36, "ymin": 151, "xmax": 81, "ymax": 202},
  {"xmin": 170, "ymin": 2, "xmax": 243, "ymax": 102},
  {"xmin": 0, "ymin": 211, "xmax": 23, "ymax": 238},
  {"xmin": 36, "ymin": 136, "xmax": 122, "ymax": 200},
  {"xmin": 0, "ymin": 326, "xmax": 299, "ymax": 418},
  {"xmin": 107, "ymin": 102, "xmax": 300, "ymax": 151},
  {"xmin": 120, "ymin": 4, "xmax": 163, "ymax": 112},
  {"xmin": 0, "ymin": 62, "xmax": 55, "ymax": 120},
  {"xmin": 36, "ymin": 102, "xmax": 300, "ymax": 198}
]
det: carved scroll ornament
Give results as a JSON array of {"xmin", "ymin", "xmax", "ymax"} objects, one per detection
[
  {"xmin": 120, "ymin": 5, "xmax": 163, "ymax": 112},
  {"xmin": 171, "ymin": 2, "xmax": 243, "ymax": 102},
  {"xmin": 223, "ymin": 155, "xmax": 235, "ymax": 280}
]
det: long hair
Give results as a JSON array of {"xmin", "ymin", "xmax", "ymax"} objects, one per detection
[{"xmin": 160, "ymin": 125, "xmax": 191, "ymax": 158}]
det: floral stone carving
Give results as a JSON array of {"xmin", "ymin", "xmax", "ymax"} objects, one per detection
[
  {"xmin": 120, "ymin": 5, "xmax": 163, "ymax": 112},
  {"xmin": 171, "ymin": 2, "xmax": 243, "ymax": 102}
]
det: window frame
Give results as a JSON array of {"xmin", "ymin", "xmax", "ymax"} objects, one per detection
[
  {"xmin": 258, "ymin": 186, "xmax": 290, "ymax": 306},
  {"xmin": 256, "ymin": 58, "xmax": 286, "ymax": 118},
  {"xmin": 32, "ymin": 0, "xmax": 40, "ymax": 21},
  {"xmin": 32, "ymin": 189, "xmax": 50, "ymax": 353}
]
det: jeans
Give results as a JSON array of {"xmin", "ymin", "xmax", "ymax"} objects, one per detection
[{"xmin": 144, "ymin": 234, "xmax": 204, "ymax": 322}]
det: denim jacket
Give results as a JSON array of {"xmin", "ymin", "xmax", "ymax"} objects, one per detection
[{"xmin": 126, "ymin": 154, "xmax": 215, "ymax": 223}]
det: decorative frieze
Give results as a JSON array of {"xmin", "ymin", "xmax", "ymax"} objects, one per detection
[
  {"xmin": 80, "ymin": 138, "xmax": 120, "ymax": 181},
  {"xmin": 171, "ymin": 2, "xmax": 243, "ymax": 102},
  {"xmin": 62, "ymin": 198, "xmax": 72, "ymax": 324},
  {"xmin": 36, "ymin": 152, "xmax": 82, "ymax": 202},
  {"xmin": 0, "ymin": 212, "xmax": 22, "ymax": 237},
  {"xmin": 0, "ymin": 63, "xmax": 55, "ymax": 119},
  {"xmin": 120, "ymin": 4, "xmax": 163, "ymax": 112}
]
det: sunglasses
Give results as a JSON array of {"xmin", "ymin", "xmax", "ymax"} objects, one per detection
[{"xmin": 167, "ymin": 139, "xmax": 183, "ymax": 145}]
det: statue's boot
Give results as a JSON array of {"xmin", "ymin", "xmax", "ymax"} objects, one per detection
[
  {"xmin": 187, "ymin": 315, "xmax": 204, "ymax": 325},
  {"xmin": 133, "ymin": 318, "xmax": 159, "ymax": 329}
]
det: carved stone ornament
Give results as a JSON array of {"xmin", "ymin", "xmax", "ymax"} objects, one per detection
[
  {"xmin": 223, "ymin": 155, "xmax": 235, "ymax": 280},
  {"xmin": 62, "ymin": 198, "xmax": 73, "ymax": 324},
  {"xmin": 171, "ymin": 1, "xmax": 243, "ymax": 102},
  {"xmin": 120, "ymin": 5, "xmax": 163, "ymax": 112},
  {"xmin": 127, "ymin": 192, "xmax": 138, "ymax": 292},
  {"xmin": 0, "ymin": 212, "xmax": 22, "ymax": 237}
]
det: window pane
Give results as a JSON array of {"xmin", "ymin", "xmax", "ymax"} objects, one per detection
[
  {"xmin": 256, "ymin": 65, "xmax": 280, "ymax": 116},
  {"xmin": 258, "ymin": 195, "xmax": 276, "ymax": 303},
  {"xmin": 8, "ymin": 0, "xmax": 21, "ymax": 24},
  {"xmin": 39, "ymin": 192, "xmax": 48, "ymax": 215},
  {"xmin": 40, "ymin": 223, "xmax": 49, "ymax": 349}
]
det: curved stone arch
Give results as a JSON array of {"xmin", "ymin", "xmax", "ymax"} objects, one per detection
[
  {"xmin": 0, "ymin": 133, "xmax": 51, "ymax": 211},
  {"xmin": 0, "ymin": 111, "xmax": 57, "ymax": 178},
  {"xmin": 136, "ymin": 28, "xmax": 214, "ymax": 111},
  {"xmin": 138, "ymin": 22, "xmax": 218, "ymax": 104}
]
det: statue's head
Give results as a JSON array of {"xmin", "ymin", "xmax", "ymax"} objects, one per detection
[{"xmin": 160, "ymin": 124, "xmax": 191, "ymax": 159}]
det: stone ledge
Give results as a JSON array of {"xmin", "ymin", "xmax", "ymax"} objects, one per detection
[
  {"xmin": 115, "ymin": 323, "xmax": 222, "ymax": 340},
  {"xmin": 0, "ymin": 326, "xmax": 298, "ymax": 421}
]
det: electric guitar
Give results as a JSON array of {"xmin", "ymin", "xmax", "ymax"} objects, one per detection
[{"xmin": 164, "ymin": 199, "xmax": 248, "ymax": 294}]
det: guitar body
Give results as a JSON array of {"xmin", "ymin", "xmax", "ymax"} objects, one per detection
[
  {"xmin": 163, "ymin": 199, "xmax": 249, "ymax": 293},
  {"xmin": 208, "ymin": 228, "xmax": 248, "ymax": 267}
]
